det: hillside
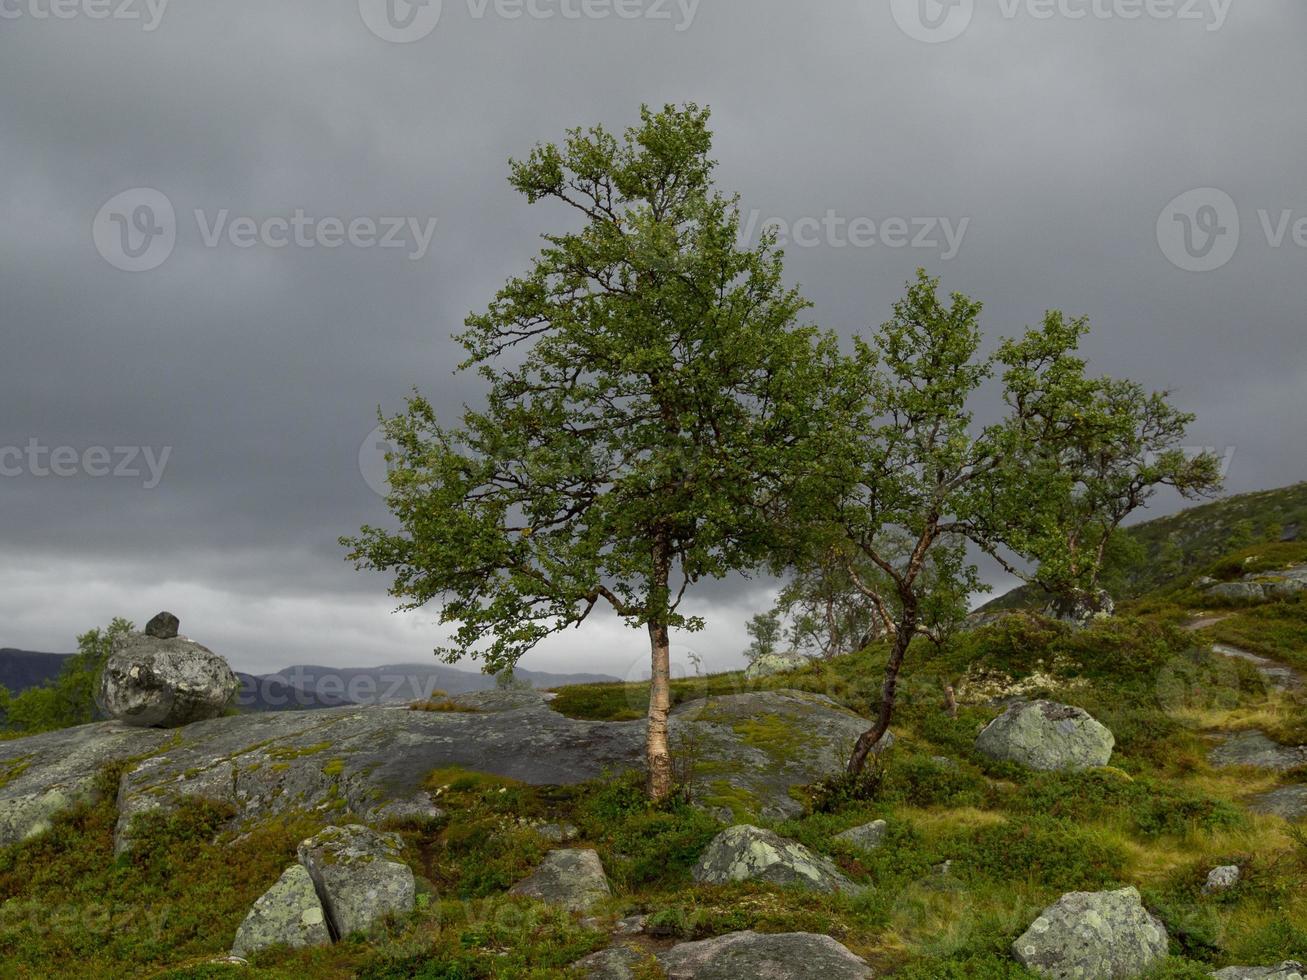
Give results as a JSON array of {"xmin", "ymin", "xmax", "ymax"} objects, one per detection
[
  {"xmin": 0, "ymin": 649, "xmax": 70, "ymax": 693},
  {"xmin": 0, "ymin": 495, "xmax": 1303, "ymax": 977},
  {"xmin": 983, "ymin": 482, "xmax": 1307, "ymax": 613}
]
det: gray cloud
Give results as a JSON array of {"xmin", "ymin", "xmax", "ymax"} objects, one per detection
[{"xmin": 1, "ymin": 0, "xmax": 1303, "ymax": 673}]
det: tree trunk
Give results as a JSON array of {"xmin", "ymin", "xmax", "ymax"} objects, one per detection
[
  {"xmin": 847, "ymin": 610, "xmax": 915, "ymax": 775},
  {"xmin": 646, "ymin": 618, "xmax": 674, "ymax": 801}
]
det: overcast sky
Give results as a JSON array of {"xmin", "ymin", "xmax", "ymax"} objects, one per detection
[{"xmin": 1, "ymin": 0, "xmax": 1303, "ymax": 678}]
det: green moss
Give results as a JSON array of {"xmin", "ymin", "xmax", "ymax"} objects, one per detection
[
  {"xmin": 322, "ymin": 758, "xmax": 346, "ymax": 779},
  {"xmin": 265, "ymin": 741, "xmax": 332, "ymax": 761},
  {"xmin": 0, "ymin": 756, "xmax": 32, "ymax": 790}
]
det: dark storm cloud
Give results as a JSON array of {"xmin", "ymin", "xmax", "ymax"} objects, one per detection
[{"xmin": 1, "ymin": 0, "xmax": 1303, "ymax": 673}]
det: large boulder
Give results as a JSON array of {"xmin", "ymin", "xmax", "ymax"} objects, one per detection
[
  {"xmin": 974, "ymin": 700, "xmax": 1114, "ymax": 772},
  {"xmin": 98, "ymin": 632, "xmax": 238, "ymax": 728},
  {"xmin": 692, "ymin": 825, "xmax": 858, "ymax": 894},
  {"xmin": 1213, "ymin": 964, "xmax": 1305, "ymax": 980},
  {"xmin": 508, "ymin": 848, "xmax": 611, "ymax": 912},
  {"xmin": 1207, "ymin": 582, "xmax": 1267, "ymax": 602},
  {"xmin": 1012, "ymin": 886, "xmax": 1168, "ymax": 979},
  {"xmin": 230, "ymin": 864, "xmax": 330, "ymax": 958},
  {"xmin": 744, "ymin": 653, "xmax": 810, "ymax": 680},
  {"xmin": 296, "ymin": 825, "xmax": 415, "ymax": 939},
  {"xmin": 658, "ymin": 931, "xmax": 873, "ymax": 979}
]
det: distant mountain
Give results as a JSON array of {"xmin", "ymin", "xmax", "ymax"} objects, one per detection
[
  {"xmin": 233, "ymin": 672, "xmax": 357, "ymax": 712},
  {"xmin": 260, "ymin": 663, "xmax": 622, "ymax": 705},
  {"xmin": 0, "ymin": 649, "xmax": 70, "ymax": 694}
]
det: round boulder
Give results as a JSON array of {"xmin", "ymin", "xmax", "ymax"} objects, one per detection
[
  {"xmin": 99, "ymin": 633, "xmax": 239, "ymax": 728},
  {"xmin": 974, "ymin": 700, "xmax": 1114, "ymax": 772},
  {"xmin": 692, "ymin": 825, "xmax": 858, "ymax": 894}
]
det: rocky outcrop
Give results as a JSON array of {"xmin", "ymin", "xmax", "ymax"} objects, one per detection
[
  {"xmin": 508, "ymin": 848, "xmax": 611, "ymax": 912},
  {"xmin": 296, "ymin": 825, "xmax": 415, "ymax": 939},
  {"xmin": 1249, "ymin": 785, "xmax": 1307, "ymax": 822},
  {"xmin": 1209, "ymin": 731, "xmax": 1307, "ymax": 771},
  {"xmin": 834, "ymin": 819, "xmax": 887, "ymax": 852},
  {"xmin": 571, "ymin": 945, "xmax": 650, "ymax": 979},
  {"xmin": 744, "ymin": 653, "xmax": 809, "ymax": 680},
  {"xmin": 692, "ymin": 825, "xmax": 858, "ymax": 894},
  {"xmin": 98, "ymin": 629, "xmax": 239, "ymax": 728},
  {"xmin": 1012, "ymin": 886, "xmax": 1168, "ymax": 979},
  {"xmin": 230, "ymin": 864, "xmax": 330, "ymax": 958},
  {"xmin": 1213, "ymin": 964, "xmax": 1305, "ymax": 980},
  {"xmin": 974, "ymin": 700, "xmax": 1114, "ymax": 772},
  {"xmin": 1204, "ymin": 565, "xmax": 1307, "ymax": 603},
  {"xmin": 657, "ymin": 931, "xmax": 873, "ymax": 979},
  {"xmin": 0, "ymin": 689, "xmax": 867, "ymax": 851}
]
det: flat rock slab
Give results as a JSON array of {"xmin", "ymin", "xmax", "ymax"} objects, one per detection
[
  {"xmin": 1209, "ymin": 731, "xmax": 1307, "ymax": 771},
  {"xmin": 1213, "ymin": 964, "xmax": 1306, "ymax": 980},
  {"xmin": 692, "ymin": 825, "xmax": 859, "ymax": 894},
  {"xmin": 658, "ymin": 931, "xmax": 873, "ymax": 979},
  {"xmin": 230, "ymin": 863, "xmax": 330, "ymax": 958},
  {"xmin": 1012, "ymin": 886, "xmax": 1168, "ymax": 979},
  {"xmin": 1249, "ymin": 784, "xmax": 1307, "ymax": 822},
  {"xmin": 0, "ymin": 689, "xmax": 867, "ymax": 851},
  {"xmin": 0, "ymin": 721, "xmax": 173, "ymax": 846},
  {"xmin": 571, "ymin": 945, "xmax": 649, "ymax": 979},
  {"xmin": 1212, "ymin": 645, "xmax": 1302, "ymax": 692},
  {"xmin": 509, "ymin": 848, "xmax": 611, "ymax": 911},
  {"xmin": 297, "ymin": 824, "xmax": 414, "ymax": 939}
]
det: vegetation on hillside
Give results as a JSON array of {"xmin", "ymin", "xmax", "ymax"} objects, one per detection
[{"xmin": 0, "ymin": 618, "xmax": 132, "ymax": 737}]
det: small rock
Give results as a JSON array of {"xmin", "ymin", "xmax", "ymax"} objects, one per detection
[
  {"xmin": 571, "ymin": 945, "xmax": 650, "ymax": 979},
  {"xmin": 974, "ymin": 700, "xmax": 1115, "ymax": 772},
  {"xmin": 834, "ymin": 819, "xmax": 887, "ymax": 852},
  {"xmin": 615, "ymin": 914, "xmax": 648, "ymax": 936},
  {"xmin": 744, "ymin": 652, "xmax": 810, "ymax": 680},
  {"xmin": 536, "ymin": 820, "xmax": 580, "ymax": 843},
  {"xmin": 230, "ymin": 864, "xmax": 330, "ymax": 958},
  {"xmin": 1281, "ymin": 524, "xmax": 1301, "ymax": 543},
  {"xmin": 1204, "ymin": 865, "xmax": 1241, "ymax": 894},
  {"xmin": 366, "ymin": 792, "xmax": 444, "ymax": 825},
  {"xmin": 692, "ymin": 825, "xmax": 859, "ymax": 894},
  {"xmin": 658, "ymin": 930, "xmax": 873, "ymax": 979},
  {"xmin": 296, "ymin": 825, "xmax": 415, "ymax": 940},
  {"xmin": 98, "ymin": 634, "xmax": 239, "ymax": 728},
  {"xmin": 144, "ymin": 611, "xmax": 180, "ymax": 639},
  {"xmin": 1012, "ymin": 886, "xmax": 1168, "ymax": 979},
  {"xmin": 509, "ymin": 848, "xmax": 612, "ymax": 912},
  {"xmin": 1213, "ymin": 963, "xmax": 1305, "ymax": 980}
]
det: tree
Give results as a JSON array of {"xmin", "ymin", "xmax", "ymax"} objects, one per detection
[
  {"xmin": 775, "ymin": 543, "xmax": 895, "ymax": 660},
  {"xmin": 742, "ymin": 610, "xmax": 783, "ymax": 662},
  {"xmin": 802, "ymin": 271, "xmax": 1218, "ymax": 777},
  {"xmin": 342, "ymin": 105, "xmax": 835, "ymax": 800},
  {"xmin": 0, "ymin": 618, "xmax": 133, "ymax": 735}
]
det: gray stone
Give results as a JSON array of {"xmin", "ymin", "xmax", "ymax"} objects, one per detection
[
  {"xmin": 98, "ymin": 633, "xmax": 239, "ymax": 728},
  {"xmin": 535, "ymin": 820, "xmax": 580, "ymax": 843},
  {"xmin": 365, "ymin": 791, "xmax": 444, "ymax": 825},
  {"xmin": 0, "ymin": 689, "xmax": 867, "ymax": 852},
  {"xmin": 571, "ymin": 945, "xmax": 650, "ymax": 979},
  {"xmin": 692, "ymin": 825, "xmax": 859, "ymax": 894},
  {"xmin": 508, "ymin": 848, "xmax": 611, "ymax": 911},
  {"xmin": 1209, "ymin": 731, "xmax": 1307, "ymax": 771},
  {"xmin": 1213, "ymin": 964, "xmax": 1305, "ymax": 980},
  {"xmin": 230, "ymin": 864, "xmax": 330, "ymax": 958},
  {"xmin": 614, "ymin": 914, "xmax": 647, "ymax": 936},
  {"xmin": 1212, "ymin": 645, "xmax": 1302, "ymax": 692},
  {"xmin": 1203, "ymin": 865, "xmax": 1241, "ymax": 894},
  {"xmin": 1206, "ymin": 582, "xmax": 1267, "ymax": 602},
  {"xmin": 974, "ymin": 700, "xmax": 1115, "ymax": 772},
  {"xmin": 296, "ymin": 825, "xmax": 415, "ymax": 939},
  {"xmin": 1248, "ymin": 784, "xmax": 1307, "ymax": 822},
  {"xmin": 744, "ymin": 652, "xmax": 810, "ymax": 680},
  {"xmin": 144, "ymin": 611, "xmax": 180, "ymax": 639},
  {"xmin": 834, "ymin": 819, "xmax": 887, "ymax": 852},
  {"xmin": 658, "ymin": 931, "xmax": 873, "ymax": 979},
  {"xmin": 1012, "ymin": 886, "xmax": 1168, "ymax": 979},
  {"xmin": 1043, "ymin": 590, "xmax": 1115, "ymax": 626}
]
